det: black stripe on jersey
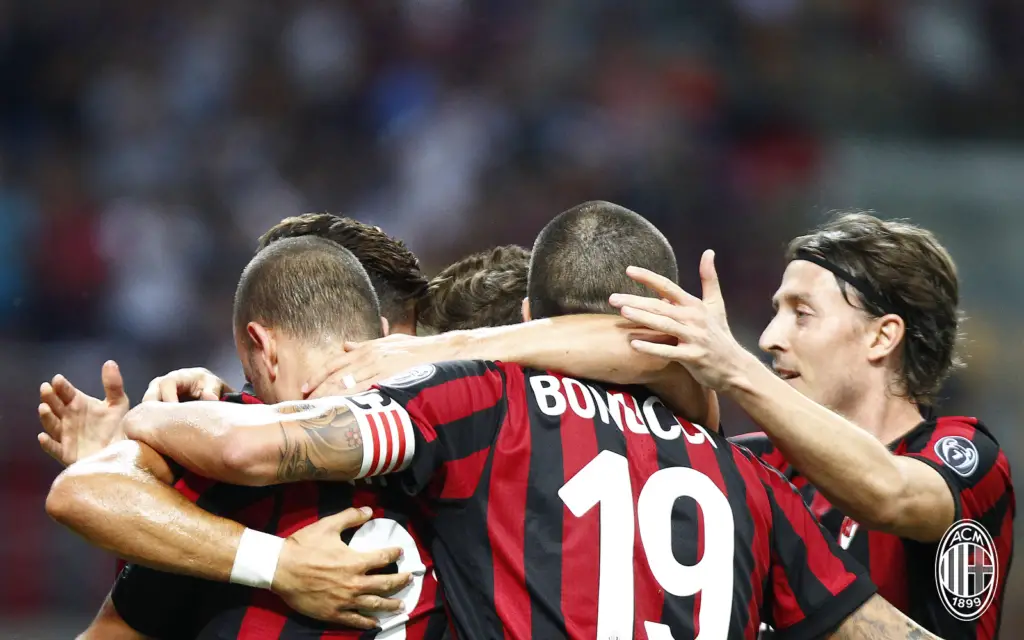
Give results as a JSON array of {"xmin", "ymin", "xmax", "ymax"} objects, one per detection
[
  {"xmin": 760, "ymin": 480, "xmax": 834, "ymax": 616},
  {"xmin": 713, "ymin": 439, "xmax": 758, "ymax": 639},
  {"xmin": 194, "ymin": 483, "xmax": 277, "ymax": 518},
  {"xmin": 431, "ymin": 438, "xmax": 501, "ymax": 639},
  {"xmin": 523, "ymin": 384, "xmax": 569, "ymax": 639}
]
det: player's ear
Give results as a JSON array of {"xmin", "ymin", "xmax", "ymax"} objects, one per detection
[
  {"xmin": 380, "ymin": 316, "xmax": 390, "ymax": 337},
  {"xmin": 521, "ymin": 298, "xmax": 531, "ymax": 322},
  {"xmin": 867, "ymin": 313, "xmax": 905, "ymax": 365},
  {"xmin": 246, "ymin": 322, "xmax": 278, "ymax": 380}
]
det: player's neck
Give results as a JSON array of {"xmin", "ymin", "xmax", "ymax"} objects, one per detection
[{"xmin": 843, "ymin": 388, "xmax": 924, "ymax": 446}]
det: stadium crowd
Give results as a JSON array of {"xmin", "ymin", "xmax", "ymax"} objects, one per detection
[{"xmin": 1, "ymin": 1, "xmax": 1022, "ymax": 637}]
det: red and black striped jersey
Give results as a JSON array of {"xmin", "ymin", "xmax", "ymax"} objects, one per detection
[
  {"xmin": 111, "ymin": 391, "xmax": 449, "ymax": 640},
  {"xmin": 731, "ymin": 416, "xmax": 1014, "ymax": 639},
  {"xmin": 348, "ymin": 360, "xmax": 876, "ymax": 640}
]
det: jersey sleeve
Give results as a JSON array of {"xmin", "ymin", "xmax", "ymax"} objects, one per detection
[
  {"xmin": 110, "ymin": 563, "xmax": 204, "ymax": 639},
  {"xmin": 757, "ymin": 461, "xmax": 876, "ymax": 640},
  {"xmin": 901, "ymin": 417, "xmax": 1012, "ymax": 523},
  {"xmin": 357, "ymin": 360, "xmax": 509, "ymax": 498}
]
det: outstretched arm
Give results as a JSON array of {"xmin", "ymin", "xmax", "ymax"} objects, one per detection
[
  {"xmin": 302, "ymin": 315, "xmax": 714, "ymax": 426},
  {"xmin": 614, "ymin": 259, "xmax": 960, "ymax": 542}
]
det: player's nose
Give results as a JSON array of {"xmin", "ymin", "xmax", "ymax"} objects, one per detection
[{"xmin": 759, "ymin": 316, "xmax": 786, "ymax": 354}]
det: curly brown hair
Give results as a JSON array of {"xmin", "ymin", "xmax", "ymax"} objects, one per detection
[
  {"xmin": 418, "ymin": 245, "xmax": 530, "ymax": 332},
  {"xmin": 787, "ymin": 211, "xmax": 963, "ymax": 406},
  {"xmin": 258, "ymin": 213, "xmax": 428, "ymax": 326}
]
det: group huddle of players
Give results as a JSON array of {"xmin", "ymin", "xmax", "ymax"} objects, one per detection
[{"xmin": 38, "ymin": 203, "xmax": 1013, "ymax": 639}]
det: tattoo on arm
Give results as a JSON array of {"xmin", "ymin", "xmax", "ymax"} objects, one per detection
[
  {"xmin": 276, "ymin": 404, "xmax": 364, "ymax": 482},
  {"xmin": 831, "ymin": 595, "xmax": 939, "ymax": 640}
]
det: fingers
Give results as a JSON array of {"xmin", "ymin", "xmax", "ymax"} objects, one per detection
[
  {"xmin": 625, "ymin": 266, "xmax": 700, "ymax": 306},
  {"xmin": 619, "ymin": 305, "xmax": 688, "ymax": 337},
  {"xmin": 38, "ymin": 403, "xmax": 61, "ymax": 440},
  {"xmin": 332, "ymin": 611, "xmax": 381, "ymax": 630},
  {"xmin": 318, "ymin": 506, "xmax": 374, "ymax": 533},
  {"xmin": 698, "ymin": 249, "xmax": 722, "ymax": 306},
  {"xmin": 159, "ymin": 378, "xmax": 180, "ymax": 403},
  {"xmin": 303, "ymin": 368, "xmax": 361, "ymax": 398},
  {"xmin": 630, "ymin": 339, "xmax": 696, "ymax": 362},
  {"xmin": 609, "ymin": 294, "xmax": 681, "ymax": 317},
  {"xmin": 37, "ymin": 433, "xmax": 63, "ymax": 463},
  {"xmin": 101, "ymin": 361, "xmax": 128, "ymax": 405},
  {"xmin": 51, "ymin": 375, "xmax": 77, "ymax": 406},
  {"xmin": 198, "ymin": 376, "xmax": 223, "ymax": 401},
  {"xmin": 358, "ymin": 546, "xmax": 403, "ymax": 573},
  {"xmin": 352, "ymin": 593, "xmax": 405, "ymax": 612},
  {"xmin": 142, "ymin": 379, "xmax": 161, "ymax": 402},
  {"xmin": 40, "ymin": 382, "xmax": 65, "ymax": 420}
]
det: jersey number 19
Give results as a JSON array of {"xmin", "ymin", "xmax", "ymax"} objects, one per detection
[{"xmin": 559, "ymin": 450, "xmax": 734, "ymax": 640}]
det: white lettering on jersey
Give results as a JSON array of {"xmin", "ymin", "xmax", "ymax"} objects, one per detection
[{"xmin": 529, "ymin": 375, "xmax": 715, "ymax": 446}]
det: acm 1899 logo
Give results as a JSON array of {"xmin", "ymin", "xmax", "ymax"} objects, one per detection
[{"xmin": 935, "ymin": 519, "xmax": 998, "ymax": 621}]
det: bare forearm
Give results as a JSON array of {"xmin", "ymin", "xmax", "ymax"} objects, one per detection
[
  {"xmin": 829, "ymin": 594, "xmax": 939, "ymax": 639},
  {"xmin": 47, "ymin": 442, "xmax": 243, "ymax": 581},
  {"xmin": 727, "ymin": 354, "xmax": 906, "ymax": 526},
  {"xmin": 441, "ymin": 315, "xmax": 672, "ymax": 384},
  {"xmin": 122, "ymin": 401, "xmax": 283, "ymax": 484}
]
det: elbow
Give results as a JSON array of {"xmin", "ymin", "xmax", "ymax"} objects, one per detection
[
  {"xmin": 849, "ymin": 479, "xmax": 906, "ymax": 532},
  {"xmin": 45, "ymin": 473, "xmax": 76, "ymax": 526},
  {"xmin": 120, "ymin": 401, "xmax": 159, "ymax": 443}
]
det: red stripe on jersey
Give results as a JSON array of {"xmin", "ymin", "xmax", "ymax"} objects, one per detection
[
  {"xmin": 867, "ymin": 529, "xmax": 908, "ymax": 612},
  {"xmin": 276, "ymin": 483, "xmax": 320, "ymax": 537},
  {"xmin": 174, "ymin": 472, "xmax": 215, "ymax": 504},
  {"xmin": 559, "ymin": 386, "xmax": 601, "ymax": 639},
  {"xmin": 237, "ymin": 591, "xmax": 289, "ymax": 639},
  {"xmin": 682, "ymin": 418, "xmax": 727, "ymax": 638},
  {"xmin": 404, "ymin": 373, "xmax": 505, "ymax": 443},
  {"xmin": 731, "ymin": 448, "xmax": 770, "ymax": 640},
  {"xmin": 367, "ymin": 413, "xmax": 385, "ymax": 476},
  {"xmin": 624, "ymin": 419, "xmax": 664, "ymax": 639},
  {"xmin": 438, "ymin": 448, "xmax": 491, "ymax": 500},
  {"xmin": 487, "ymin": 368, "xmax": 531, "ymax": 640}
]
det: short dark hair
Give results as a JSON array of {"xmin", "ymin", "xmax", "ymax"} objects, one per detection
[
  {"xmin": 787, "ymin": 211, "xmax": 963, "ymax": 406},
  {"xmin": 528, "ymin": 201, "xmax": 678, "ymax": 319},
  {"xmin": 258, "ymin": 214, "xmax": 428, "ymax": 326},
  {"xmin": 233, "ymin": 236, "xmax": 383, "ymax": 346},
  {"xmin": 419, "ymin": 245, "xmax": 530, "ymax": 332}
]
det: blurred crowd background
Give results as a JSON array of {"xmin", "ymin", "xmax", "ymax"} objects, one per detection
[{"xmin": 1, "ymin": 1, "xmax": 1022, "ymax": 636}]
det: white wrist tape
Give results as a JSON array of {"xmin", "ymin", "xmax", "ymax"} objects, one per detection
[{"xmin": 230, "ymin": 528, "xmax": 285, "ymax": 589}]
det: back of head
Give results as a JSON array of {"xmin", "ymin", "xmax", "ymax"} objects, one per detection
[
  {"xmin": 419, "ymin": 245, "xmax": 530, "ymax": 332},
  {"xmin": 233, "ymin": 236, "xmax": 383, "ymax": 347},
  {"xmin": 528, "ymin": 201, "xmax": 678, "ymax": 319},
  {"xmin": 258, "ymin": 213, "xmax": 428, "ymax": 327},
  {"xmin": 786, "ymin": 211, "xmax": 962, "ymax": 406}
]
